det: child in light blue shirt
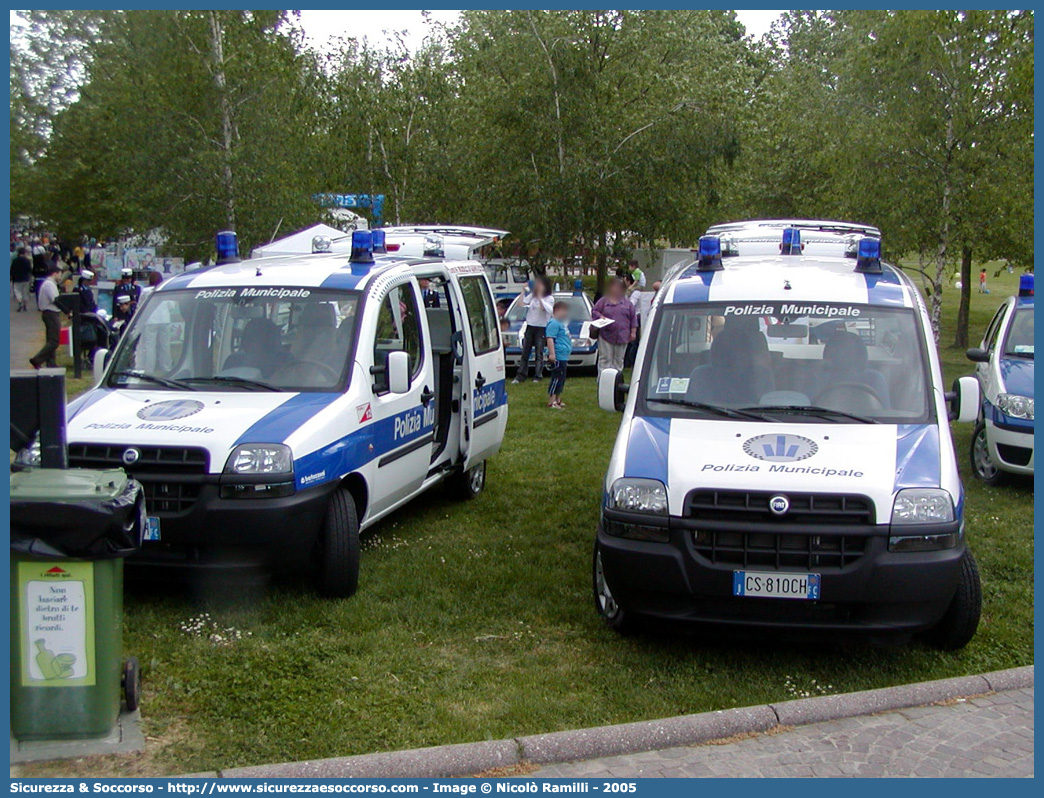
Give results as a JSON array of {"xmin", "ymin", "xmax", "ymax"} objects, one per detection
[{"xmin": 544, "ymin": 301, "xmax": 573, "ymax": 409}]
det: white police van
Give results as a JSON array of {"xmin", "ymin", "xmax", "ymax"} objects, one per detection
[
  {"xmin": 964, "ymin": 273, "xmax": 1034, "ymax": 484},
  {"xmin": 39, "ymin": 231, "xmax": 508, "ymax": 597},
  {"xmin": 594, "ymin": 220, "xmax": 982, "ymax": 648}
]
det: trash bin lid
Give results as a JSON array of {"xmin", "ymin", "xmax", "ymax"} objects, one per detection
[{"xmin": 10, "ymin": 468, "xmax": 130, "ymax": 503}]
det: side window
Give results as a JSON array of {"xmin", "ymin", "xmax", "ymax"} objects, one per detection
[
  {"xmin": 372, "ymin": 283, "xmax": 423, "ymax": 394},
  {"xmin": 459, "ymin": 276, "xmax": 500, "ymax": 354},
  {"xmin": 984, "ymin": 306, "xmax": 1008, "ymax": 352}
]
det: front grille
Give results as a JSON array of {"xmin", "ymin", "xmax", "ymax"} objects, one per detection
[
  {"xmin": 685, "ymin": 489, "xmax": 875, "ymax": 525},
  {"xmin": 69, "ymin": 444, "xmax": 209, "ymax": 516},
  {"xmin": 692, "ymin": 529, "xmax": 868, "ymax": 570},
  {"xmin": 685, "ymin": 489, "xmax": 875, "ymax": 570}
]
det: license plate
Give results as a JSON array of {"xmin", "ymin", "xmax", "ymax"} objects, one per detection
[
  {"xmin": 144, "ymin": 516, "xmax": 161, "ymax": 542},
  {"xmin": 733, "ymin": 571, "xmax": 820, "ymax": 600}
]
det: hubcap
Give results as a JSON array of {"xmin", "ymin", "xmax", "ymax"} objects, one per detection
[
  {"xmin": 594, "ymin": 550, "xmax": 619, "ymax": 618},
  {"xmin": 973, "ymin": 428, "xmax": 998, "ymax": 479},
  {"xmin": 469, "ymin": 462, "xmax": 485, "ymax": 493}
]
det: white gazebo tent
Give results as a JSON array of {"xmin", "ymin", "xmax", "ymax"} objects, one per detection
[{"xmin": 250, "ymin": 223, "xmax": 351, "ymax": 259}]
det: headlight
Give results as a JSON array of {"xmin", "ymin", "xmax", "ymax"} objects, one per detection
[
  {"xmin": 224, "ymin": 444, "xmax": 293, "ymax": 475},
  {"xmin": 572, "ymin": 337, "xmax": 593, "ymax": 348},
  {"xmin": 891, "ymin": 489, "xmax": 954, "ymax": 525},
  {"xmin": 997, "ymin": 393, "xmax": 1034, "ymax": 420},
  {"xmin": 14, "ymin": 437, "xmax": 41, "ymax": 468},
  {"xmin": 607, "ymin": 478, "xmax": 668, "ymax": 514}
]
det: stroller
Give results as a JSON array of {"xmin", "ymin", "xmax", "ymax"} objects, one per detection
[{"xmin": 79, "ymin": 311, "xmax": 118, "ymax": 371}]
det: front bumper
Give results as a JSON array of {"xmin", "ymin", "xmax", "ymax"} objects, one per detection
[
  {"xmin": 985, "ymin": 417, "xmax": 1034, "ymax": 475},
  {"xmin": 132, "ymin": 476, "xmax": 337, "ymax": 573},
  {"xmin": 597, "ymin": 510, "xmax": 963, "ymax": 632},
  {"xmin": 505, "ymin": 346, "xmax": 598, "ymax": 369}
]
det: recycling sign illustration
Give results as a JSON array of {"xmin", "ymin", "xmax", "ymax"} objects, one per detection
[{"xmin": 18, "ymin": 561, "xmax": 96, "ymax": 687}]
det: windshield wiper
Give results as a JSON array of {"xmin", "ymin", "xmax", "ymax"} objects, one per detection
[
  {"xmin": 741, "ymin": 405, "xmax": 879, "ymax": 424},
  {"xmin": 650, "ymin": 398, "xmax": 765, "ymax": 420},
  {"xmin": 182, "ymin": 376, "xmax": 280, "ymax": 392},
  {"xmin": 112, "ymin": 370, "xmax": 197, "ymax": 391}
]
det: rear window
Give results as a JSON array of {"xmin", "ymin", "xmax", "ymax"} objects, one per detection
[{"xmin": 459, "ymin": 276, "xmax": 500, "ymax": 354}]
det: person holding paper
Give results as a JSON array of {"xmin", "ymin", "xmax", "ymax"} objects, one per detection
[{"xmin": 592, "ymin": 277, "xmax": 637, "ymax": 374}]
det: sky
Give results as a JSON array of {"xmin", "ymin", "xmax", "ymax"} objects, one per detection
[{"xmin": 296, "ymin": 9, "xmax": 785, "ymax": 51}]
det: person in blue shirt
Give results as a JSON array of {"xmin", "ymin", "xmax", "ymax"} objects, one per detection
[{"xmin": 544, "ymin": 300, "xmax": 573, "ymax": 409}]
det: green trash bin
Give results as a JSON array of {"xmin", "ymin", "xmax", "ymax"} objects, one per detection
[{"xmin": 9, "ymin": 468, "xmax": 144, "ymax": 740}]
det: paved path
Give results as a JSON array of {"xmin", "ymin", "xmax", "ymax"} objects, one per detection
[
  {"xmin": 531, "ymin": 687, "xmax": 1034, "ymax": 778},
  {"xmin": 10, "ymin": 296, "xmax": 44, "ymax": 369}
]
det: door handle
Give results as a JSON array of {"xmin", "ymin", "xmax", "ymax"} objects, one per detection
[
  {"xmin": 474, "ymin": 372, "xmax": 486, "ymax": 390},
  {"xmin": 420, "ymin": 386, "xmax": 434, "ymax": 405}
]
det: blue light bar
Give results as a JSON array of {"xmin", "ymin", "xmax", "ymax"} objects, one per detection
[
  {"xmin": 1019, "ymin": 273, "xmax": 1034, "ymax": 297},
  {"xmin": 854, "ymin": 236, "xmax": 882, "ymax": 274},
  {"xmin": 573, "ymin": 279, "xmax": 583, "ymax": 296},
  {"xmin": 371, "ymin": 229, "xmax": 387, "ymax": 254},
  {"xmin": 697, "ymin": 236, "xmax": 723, "ymax": 271},
  {"xmin": 350, "ymin": 230, "xmax": 374, "ymax": 272},
  {"xmin": 781, "ymin": 228, "xmax": 801, "ymax": 256},
  {"xmin": 215, "ymin": 230, "xmax": 239, "ymax": 264}
]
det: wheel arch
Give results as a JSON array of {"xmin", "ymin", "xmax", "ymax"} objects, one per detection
[{"xmin": 340, "ymin": 472, "xmax": 368, "ymax": 524}]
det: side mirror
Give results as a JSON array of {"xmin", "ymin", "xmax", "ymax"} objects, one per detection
[
  {"xmin": 949, "ymin": 376, "xmax": 981, "ymax": 423},
  {"xmin": 92, "ymin": 349, "xmax": 109, "ymax": 387},
  {"xmin": 387, "ymin": 350, "xmax": 411, "ymax": 394},
  {"xmin": 966, "ymin": 348, "xmax": 990, "ymax": 364},
  {"xmin": 598, "ymin": 368, "xmax": 628, "ymax": 412}
]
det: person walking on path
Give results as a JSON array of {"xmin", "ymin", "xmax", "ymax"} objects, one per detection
[
  {"xmin": 10, "ymin": 246, "xmax": 33, "ymax": 312},
  {"xmin": 544, "ymin": 300, "xmax": 573, "ymax": 409},
  {"xmin": 513, "ymin": 277, "xmax": 553, "ymax": 383},
  {"xmin": 29, "ymin": 264, "xmax": 67, "ymax": 369},
  {"xmin": 593, "ymin": 277, "xmax": 637, "ymax": 374}
]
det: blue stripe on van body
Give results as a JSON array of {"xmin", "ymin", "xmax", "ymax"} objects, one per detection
[
  {"xmin": 292, "ymin": 402, "xmax": 436, "ymax": 489},
  {"xmin": 894, "ymin": 423, "xmax": 941, "ymax": 491},
  {"xmin": 624, "ymin": 416, "xmax": 672, "ymax": 483},
  {"xmin": 319, "ymin": 270, "xmax": 366, "ymax": 290},
  {"xmin": 473, "ymin": 379, "xmax": 507, "ymax": 418},
  {"xmin": 671, "ymin": 272, "xmax": 714, "ymax": 304},
  {"xmin": 863, "ymin": 270, "xmax": 907, "ymax": 307},
  {"xmin": 235, "ymin": 393, "xmax": 342, "ymax": 445}
]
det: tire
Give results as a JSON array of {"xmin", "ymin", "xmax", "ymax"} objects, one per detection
[
  {"xmin": 970, "ymin": 421, "xmax": 1006, "ymax": 485},
  {"xmin": 122, "ymin": 657, "xmax": 141, "ymax": 712},
  {"xmin": 315, "ymin": 489, "xmax": 361, "ymax": 598},
  {"xmin": 925, "ymin": 548, "xmax": 982, "ymax": 651},
  {"xmin": 450, "ymin": 460, "xmax": 486, "ymax": 500},
  {"xmin": 592, "ymin": 542, "xmax": 639, "ymax": 634}
]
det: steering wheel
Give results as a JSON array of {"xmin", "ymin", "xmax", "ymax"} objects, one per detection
[
  {"xmin": 272, "ymin": 360, "xmax": 340, "ymax": 386},
  {"xmin": 813, "ymin": 382, "xmax": 885, "ymax": 411}
]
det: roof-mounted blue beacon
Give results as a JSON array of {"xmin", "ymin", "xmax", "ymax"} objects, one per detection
[
  {"xmin": 854, "ymin": 236, "xmax": 882, "ymax": 274},
  {"xmin": 1019, "ymin": 273, "xmax": 1034, "ymax": 297},
  {"xmin": 350, "ymin": 230, "xmax": 374, "ymax": 274},
  {"xmin": 215, "ymin": 230, "xmax": 240, "ymax": 265},
  {"xmin": 371, "ymin": 229, "xmax": 387, "ymax": 254},
  {"xmin": 696, "ymin": 235, "xmax": 723, "ymax": 272},
  {"xmin": 780, "ymin": 227, "xmax": 801, "ymax": 256}
]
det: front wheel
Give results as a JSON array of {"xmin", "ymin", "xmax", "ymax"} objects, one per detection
[
  {"xmin": 315, "ymin": 489, "xmax": 361, "ymax": 598},
  {"xmin": 970, "ymin": 421, "xmax": 1005, "ymax": 485},
  {"xmin": 925, "ymin": 548, "xmax": 982, "ymax": 651},
  {"xmin": 592, "ymin": 543, "xmax": 639, "ymax": 634},
  {"xmin": 450, "ymin": 461, "xmax": 486, "ymax": 500}
]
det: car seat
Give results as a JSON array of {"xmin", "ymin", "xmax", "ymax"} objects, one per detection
[
  {"xmin": 686, "ymin": 328, "xmax": 775, "ymax": 405},
  {"xmin": 814, "ymin": 331, "xmax": 891, "ymax": 410},
  {"xmin": 223, "ymin": 318, "xmax": 292, "ymax": 377}
]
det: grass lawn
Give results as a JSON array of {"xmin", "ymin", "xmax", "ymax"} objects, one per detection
[{"xmin": 22, "ymin": 264, "xmax": 1032, "ymax": 777}]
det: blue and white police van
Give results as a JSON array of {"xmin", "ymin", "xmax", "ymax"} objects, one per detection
[
  {"xmin": 964, "ymin": 273, "xmax": 1034, "ymax": 484},
  {"xmin": 593, "ymin": 220, "xmax": 982, "ymax": 648},
  {"xmin": 18, "ymin": 231, "xmax": 508, "ymax": 597}
]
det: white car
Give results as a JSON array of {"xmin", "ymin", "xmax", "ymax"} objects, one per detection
[
  {"xmin": 964, "ymin": 274, "xmax": 1034, "ymax": 483},
  {"xmin": 502, "ymin": 288, "xmax": 599, "ymax": 371}
]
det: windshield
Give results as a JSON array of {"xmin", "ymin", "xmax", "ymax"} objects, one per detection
[
  {"xmin": 485, "ymin": 263, "xmax": 529, "ymax": 284},
  {"xmin": 641, "ymin": 302, "xmax": 932, "ymax": 423},
  {"xmin": 108, "ymin": 288, "xmax": 360, "ymax": 392},
  {"xmin": 1003, "ymin": 308, "xmax": 1034, "ymax": 358},
  {"xmin": 506, "ymin": 295, "xmax": 590, "ymax": 323}
]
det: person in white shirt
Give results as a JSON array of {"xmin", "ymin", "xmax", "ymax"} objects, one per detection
[
  {"xmin": 30, "ymin": 265, "xmax": 67, "ymax": 369},
  {"xmin": 513, "ymin": 277, "xmax": 554, "ymax": 383}
]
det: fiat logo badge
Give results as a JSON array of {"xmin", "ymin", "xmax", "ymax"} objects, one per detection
[
  {"xmin": 122, "ymin": 448, "xmax": 141, "ymax": 466},
  {"xmin": 768, "ymin": 495, "xmax": 790, "ymax": 516}
]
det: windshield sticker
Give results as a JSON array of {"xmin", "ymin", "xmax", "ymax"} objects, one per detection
[
  {"xmin": 723, "ymin": 304, "xmax": 862, "ymax": 318},
  {"xmin": 193, "ymin": 287, "xmax": 312, "ymax": 300},
  {"xmin": 1013, "ymin": 345, "xmax": 1034, "ymax": 354},
  {"xmin": 656, "ymin": 377, "xmax": 690, "ymax": 394}
]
